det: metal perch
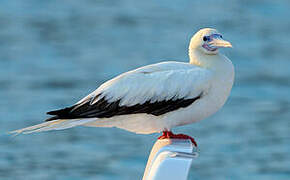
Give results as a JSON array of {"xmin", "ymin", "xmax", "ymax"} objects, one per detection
[{"xmin": 143, "ymin": 139, "xmax": 198, "ymax": 180}]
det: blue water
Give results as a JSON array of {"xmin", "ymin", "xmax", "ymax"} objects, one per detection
[{"xmin": 1, "ymin": 0, "xmax": 290, "ymax": 179}]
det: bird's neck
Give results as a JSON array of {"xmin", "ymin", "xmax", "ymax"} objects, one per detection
[{"xmin": 189, "ymin": 49, "xmax": 232, "ymax": 72}]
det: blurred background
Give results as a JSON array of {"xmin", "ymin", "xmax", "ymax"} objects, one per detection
[{"xmin": 1, "ymin": 0, "xmax": 290, "ymax": 179}]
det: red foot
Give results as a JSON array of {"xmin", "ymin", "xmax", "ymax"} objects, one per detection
[{"xmin": 158, "ymin": 131, "xmax": 197, "ymax": 147}]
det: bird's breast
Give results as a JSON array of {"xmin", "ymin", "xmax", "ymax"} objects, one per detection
[{"xmin": 207, "ymin": 63, "xmax": 235, "ymax": 111}]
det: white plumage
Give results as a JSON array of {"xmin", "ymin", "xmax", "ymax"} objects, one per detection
[
  {"xmin": 11, "ymin": 28, "xmax": 235, "ymax": 136},
  {"xmin": 84, "ymin": 62, "xmax": 211, "ymax": 107}
]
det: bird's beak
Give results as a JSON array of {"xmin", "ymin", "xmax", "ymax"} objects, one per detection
[{"xmin": 209, "ymin": 37, "xmax": 232, "ymax": 48}]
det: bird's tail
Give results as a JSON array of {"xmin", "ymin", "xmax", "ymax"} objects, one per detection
[{"xmin": 9, "ymin": 119, "xmax": 96, "ymax": 135}]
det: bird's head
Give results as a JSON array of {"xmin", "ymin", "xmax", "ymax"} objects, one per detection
[{"xmin": 189, "ymin": 28, "xmax": 232, "ymax": 55}]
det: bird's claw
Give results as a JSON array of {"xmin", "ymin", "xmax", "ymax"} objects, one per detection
[{"xmin": 158, "ymin": 131, "xmax": 198, "ymax": 147}]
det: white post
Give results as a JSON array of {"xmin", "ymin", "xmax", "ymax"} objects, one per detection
[{"xmin": 142, "ymin": 139, "xmax": 198, "ymax": 180}]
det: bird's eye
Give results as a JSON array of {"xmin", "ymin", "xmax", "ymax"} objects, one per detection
[
  {"xmin": 220, "ymin": 35, "xmax": 223, "ymax": 38},
  {"xmin": 203, "ymin": 36, "xmax": 208, "ymax": 41}
]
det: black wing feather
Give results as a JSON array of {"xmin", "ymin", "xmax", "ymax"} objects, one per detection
[{"xmin": 46, "ymin": 93, "xmax": 202, "ymax": 121}]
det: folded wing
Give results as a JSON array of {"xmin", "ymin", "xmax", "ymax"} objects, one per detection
[{"xmin": 46, "ymin": 62, "xmax": 212, "ymax": 121}]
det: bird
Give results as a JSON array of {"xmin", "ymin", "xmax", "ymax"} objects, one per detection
[{"xmin": 11, "ymin": 28, "xmax": 234, "ymax": 147}]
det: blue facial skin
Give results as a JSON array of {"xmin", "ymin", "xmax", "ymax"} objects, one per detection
[
  {"xmin": 203, "ymin": 34, "xmax": 223, "ymax": 42},
  {"xmin": 202, "ymin": 34, "xmax": 224, "ymax": 52}
]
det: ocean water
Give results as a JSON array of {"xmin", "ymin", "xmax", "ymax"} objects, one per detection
[{"xmin": 1, "ymin": 0, "xmax": 290, "ymax": 179}]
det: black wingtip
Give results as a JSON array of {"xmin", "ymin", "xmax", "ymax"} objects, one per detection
[
  {"xmin": 45, "ymin": 106, "xmax": 76, "ymax": 121},
  {"xmin": 45, "ymin": 115, "xmax": 59, "ymax": 121}
]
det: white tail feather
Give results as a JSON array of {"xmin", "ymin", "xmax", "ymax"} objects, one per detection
[{"xmin": 9, "ymin": 119, "xmax": 97, "ymax": 135}]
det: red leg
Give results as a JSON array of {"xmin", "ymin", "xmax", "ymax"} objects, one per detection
[
  {"xmin": 158, "ymin": 131, "xmax": 170, "ymax": 140},
  {"xmin": 158, "ymin": 131, "xmax": 197, "ymax": 147}
]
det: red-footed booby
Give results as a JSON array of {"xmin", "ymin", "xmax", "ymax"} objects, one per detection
[{"xmin": 11, "ymin": 28, "xmax": 234, "ymax": 147}]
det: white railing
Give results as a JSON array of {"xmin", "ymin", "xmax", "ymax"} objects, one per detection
[{"xmin": 142, "ymin": 139, "xmax": 198, "ymax": 180}]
